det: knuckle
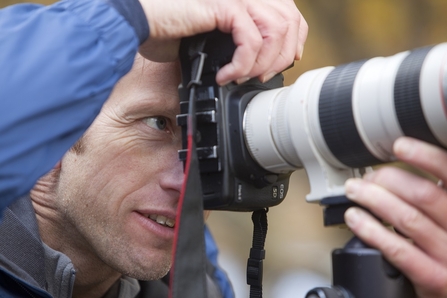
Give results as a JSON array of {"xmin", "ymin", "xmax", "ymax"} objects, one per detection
[
  {"xmin": 415, "ymin": 180, "xmax": 442, "ymax": 205},
  {"xmin": 382, "ymin": 241, "xmax": 406, "ymax": 263},
  {"xmin": 399, "ymin": 208, "xmax": 421, "ymax": 232},
  {"xmin": 290, "ymin": 11, "xmax": 302, "ymax": 24},
  {"xmin": 250, "ymin": 35, "xmax": 263, "ymax": 50},
  {"xmin": 370, "ymin": 167, "xmax": 394, "ymax": 181},
  {"xmin": 276, "ymin": 21, "xmax": 288, "ymax": 36}
]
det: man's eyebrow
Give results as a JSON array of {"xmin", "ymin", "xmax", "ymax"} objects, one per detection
[{"xmin": 123, "ymin": 97, "xmax": 179, "ymax": 119}]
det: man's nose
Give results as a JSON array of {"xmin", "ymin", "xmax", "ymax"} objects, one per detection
[{"xmin": 160, "ymin": 156, "xmax": 184, "ymax": 194}]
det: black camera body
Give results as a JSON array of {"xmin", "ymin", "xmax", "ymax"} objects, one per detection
[{"xmin": 177, "ymin": 31, "xmax": 292, "ymax": 211}]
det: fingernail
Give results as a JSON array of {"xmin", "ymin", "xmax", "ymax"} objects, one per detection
[
  {"xmin": 393, "ymin": 137, "xmax": 414, "ymax": 158},
  {"xmin": 236, "ymin": 77, "xmax": 250, "ymax": 85},
  {"xmin": 345, "ymin": 178, "xmax": 362, "ymax": 200},
  {"xmin": 345, "ymin": 207, "xmax": 361, "ymax": 227},
  {"xmin": 261, "ymin": 72, "xmax": 276, "ymax": 83},
  {"xmin": 297, "ymin": 44, "xmax": 304, "ymax": 60}
]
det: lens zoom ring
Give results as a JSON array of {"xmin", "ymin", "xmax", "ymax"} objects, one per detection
[
  {"xmin": 394, "ymin": 45, "xmax": 442, "ymax": 147},
  {"xmin": 319, "ymin": 60, "xmax": 382, "ymax": 168}
]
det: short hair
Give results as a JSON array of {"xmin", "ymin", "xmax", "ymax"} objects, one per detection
[{"xmin": 70, "ymin": 136, "xmax": 85, "ymax": 155}]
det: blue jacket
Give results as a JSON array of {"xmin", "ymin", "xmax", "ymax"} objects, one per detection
[
  {"xmin": 0, "ymin": 0, "xmax": 234, "ymax": 297},
  {"xmin": 0, "ymin": 0, "xmax": 146, "ymax": 216}
]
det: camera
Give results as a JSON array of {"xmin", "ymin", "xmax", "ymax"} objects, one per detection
[
  {"xmin": 177, "ymin": 31, "xmax": 292, "ymax": 211},
  {"xmin": 177, "ymin": 30, "xmax": 447, "ymax": 213}
]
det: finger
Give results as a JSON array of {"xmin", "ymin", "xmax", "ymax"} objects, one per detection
[
  {"xmin": 215, "ymin": 0, "xmax": 306, "ymax": 85},
  {"xmin": 265, "ymin": 0, "xmax": 307, "ymax": 61},
  {"xmin": 245, "ymin": 3, "xmax": 288, "ymax": 81},
  {"xmin": 345, "ymin": 178, "xmax": 447, "ymax": 263},
  {"xmin": 363, "ymin": 167, "xmax": 447, "ymax": 231},
  {"xmin": 267, "ymin": 0, "xmax": 307, "ymax": 61},
  {"xmin": 345, "ymin": 207, "xmax": 447, "ymax": 296},
  {"xmin": 394, "ymin": 137, "xmax": 447, "ymax": 183},
  {"xmin": 258, "ymin": 0, "xmax": 307, "ymax": 82},
  {"xmin": 296, "ymin": 17, "xmax": 308, "ymax": 60},
  {"xmin": 215, "ymin": 9, "xmax": 263, "ymax": 85}
]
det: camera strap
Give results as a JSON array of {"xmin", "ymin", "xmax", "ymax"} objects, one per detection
[
  {"xmin": 169, "ymin": 38, "xmax": 208, "ymax": 298},
  {"xmin": 247, "ymin": 208, "xmax": 268, "ymax": 298},
  {"xmin": 173, "ymin": 31, "xmax": 271, "ymax": 298}
]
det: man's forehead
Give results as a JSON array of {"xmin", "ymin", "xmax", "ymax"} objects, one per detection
[
  {"xmin": 123, "ymin": 60, "xmax": 180, "ymax": 95},
  {"xmin": 133, "ymin": 55, "xmax": 181, "ymax": 84},
  {"xmin": 109, "ymin": 57, "xmax": 180, "ymax": 104}
]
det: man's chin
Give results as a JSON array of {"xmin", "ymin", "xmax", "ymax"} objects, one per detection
[{"xmin": 123, "ymin": 260, "xmax": 171, "ymax": 281}]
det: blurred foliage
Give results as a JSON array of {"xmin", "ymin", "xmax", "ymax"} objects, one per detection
[
  {"xmin": 0, "ymin": 0, "xmax": 52, "ymax": 7},
  {"xmin": 286, "ymin": 0, "xmax": 447, "ymax": 84}
]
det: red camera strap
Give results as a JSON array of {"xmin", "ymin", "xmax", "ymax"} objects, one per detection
[{"xmin": 169, "ymin": 40, "xmax": 208, "ymax": 298}]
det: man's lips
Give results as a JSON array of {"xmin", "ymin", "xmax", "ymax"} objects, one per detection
[
  {"xmin": 136, "ymin": 211, "xmax": 176, "ymax": 228},
  {"xmin": 131, "ymin": 211, "xmax": 176, "ymax": 241},
  {"xmin": 147, "ymin": 214, "xmax": 175, "ymax": 228}
]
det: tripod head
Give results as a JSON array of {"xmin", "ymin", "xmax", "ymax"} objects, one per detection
[{"xmin": 306, "ymin": 236, "xmax": 415, "ymax": 298}]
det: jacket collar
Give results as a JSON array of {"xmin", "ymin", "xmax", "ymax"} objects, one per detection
[
  {"xmin": 0, "ymin": 195, "xmax": 171, "ymax": 298},
  {"xmin": 0, "ymin": 195, "xmax": 75, "ymax": 298}
]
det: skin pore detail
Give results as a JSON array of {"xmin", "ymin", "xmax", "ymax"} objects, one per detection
[{"xmin": 31, "ymin": 56, "xmax": 184, "ymax": 298}]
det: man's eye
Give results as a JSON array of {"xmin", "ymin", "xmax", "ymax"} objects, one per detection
[{"xmin": 143, "ymin": 116, "xmax": 168, "ymax": 131}]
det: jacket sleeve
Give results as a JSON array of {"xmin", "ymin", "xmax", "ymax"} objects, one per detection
[
  {"xmin": 0, "ymin": 0, "xmax": 148, "ymax": 216},
  {"xmin": 205, "ymin": 225, "xmax": 235, "ymax": 298}
]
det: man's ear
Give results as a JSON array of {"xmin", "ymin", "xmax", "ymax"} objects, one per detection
[
  {"xmin": 40, "ymin": 160, "xmax": 62, "ymax": 185},
  {"xmin": 30, "ymin": 160, "xmax": 62, "ymax": 200}
]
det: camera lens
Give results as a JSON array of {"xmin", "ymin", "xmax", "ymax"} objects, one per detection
[{"xmin": 244, "ymin": 43, "xmax": 447, "ymax": 173}]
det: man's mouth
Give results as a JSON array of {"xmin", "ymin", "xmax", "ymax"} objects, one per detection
[{"xmin": 147, "ymin": 214, "xmax": 176, "ymax": 228}]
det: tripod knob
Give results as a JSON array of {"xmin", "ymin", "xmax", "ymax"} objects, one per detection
[{"xmin": 306, "ymin": 286, "xmax": 352, "ymax": 298}]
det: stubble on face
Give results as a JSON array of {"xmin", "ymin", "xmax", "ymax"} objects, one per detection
[
  {"xmin": 48, "ymin": 56, "xmax": 182, "ymax": 284},
  {"xmin": 57, "ymin": 122, "xmax": 174, "ymax": 282}
]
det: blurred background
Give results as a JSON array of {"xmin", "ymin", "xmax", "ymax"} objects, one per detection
[
  {"xmin": 210, "ymin": 1, "xmax": 447, "ymax": 297},
  {"xmin": 2, "ymin": 0, "xmax": 447, "ymax": 296}
]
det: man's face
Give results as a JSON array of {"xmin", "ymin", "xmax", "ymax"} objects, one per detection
[{"xmin": 56, "ymin": 56, "xmax": 183, "ymax": 280}]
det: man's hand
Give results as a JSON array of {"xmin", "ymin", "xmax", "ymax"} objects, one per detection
[
  {"xmin": 344, "ymin": 137, "xmax": 447, "ymax": 298},
  {"xmin": 138, "ymin": 0, "xmax": 307, "ymax": 85}
]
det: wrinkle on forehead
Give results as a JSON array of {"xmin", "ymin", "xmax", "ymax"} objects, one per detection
[
  {"xmin": 105, "ymin": 54, "xmax": 181, "ymax": 114},
  {"xmin": 133, "ymin": 54, "xmax": 181, "ymax": 87}
]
